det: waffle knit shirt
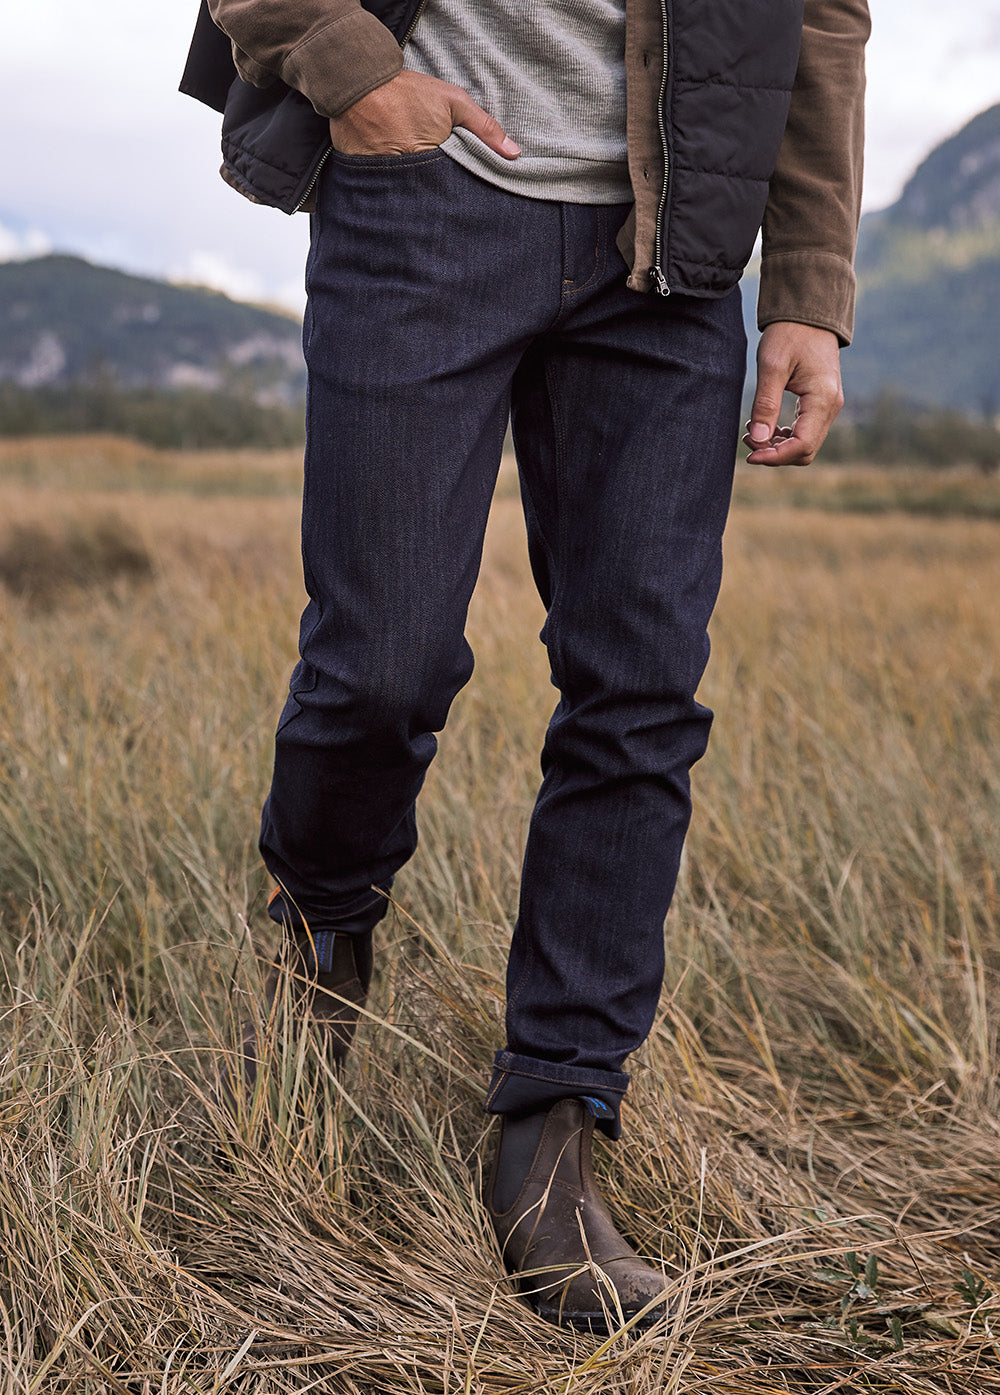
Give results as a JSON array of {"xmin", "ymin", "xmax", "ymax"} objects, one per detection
[{"xmin": 403, "ymin": 0, "xmax": 633, "ymax": 205}]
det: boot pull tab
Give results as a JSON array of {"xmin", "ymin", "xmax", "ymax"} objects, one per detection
[{"xmin": 578, "ymin": 1095, "xmax": 615, "ymax": 1122}]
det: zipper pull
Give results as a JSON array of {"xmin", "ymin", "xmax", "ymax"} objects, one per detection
[{"xmin": 649, "ymin": 266, "xmax": 670, "ymax": 297}]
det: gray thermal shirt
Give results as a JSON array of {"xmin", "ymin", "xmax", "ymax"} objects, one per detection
[{"xmin": 403, "ymin": 0, "xmax": 633, "ymax": 205}]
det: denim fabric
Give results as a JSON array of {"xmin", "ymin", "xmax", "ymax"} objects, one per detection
[{"xmin": 260, "ymin": 149, "xmax": 747, "ymax": 1136}]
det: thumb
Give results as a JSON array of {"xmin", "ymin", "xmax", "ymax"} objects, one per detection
[
  {"xmin": 449, "ymin": 90, "xmax": 520, "ymax": 159},
  {"xmin": 749, "ymin": 353, "xmax": 789, "ymax": 446}
]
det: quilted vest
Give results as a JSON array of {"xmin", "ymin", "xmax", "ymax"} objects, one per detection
[{"xmin": 180, "ymin": 0, "xmax": 803, "ymax": 297}]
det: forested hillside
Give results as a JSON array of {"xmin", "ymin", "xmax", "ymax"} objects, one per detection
[{"xmin": 0, "ymin": 255, "xmax": 306, "ymax": 446}]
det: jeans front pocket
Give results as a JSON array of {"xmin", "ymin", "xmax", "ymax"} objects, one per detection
[{"xmin": 329, "ymin": 146, "xmax": 447, "ymax": 170}]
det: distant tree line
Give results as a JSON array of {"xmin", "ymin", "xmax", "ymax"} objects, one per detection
[
  {"xmin": 0, "ymin": 383, "xmax": 305, "ymax": 449},
  {"xmin": 819, "ymin": 388, "xmax": 1000, "ymax": 471},
  {"xmin": 2, "ymin": 379, "xmax": 999, "ymax": 467}
]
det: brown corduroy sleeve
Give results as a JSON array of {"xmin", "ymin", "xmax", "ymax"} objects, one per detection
[
  {"xmin": 757, "ymin": 0, "xmax": 871, "ymax": 345},
  {"xmin": 207, "ymin": 0, "xmax": 404, "ymax": 119}
]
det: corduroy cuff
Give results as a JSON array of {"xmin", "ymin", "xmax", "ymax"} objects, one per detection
[
  {"xmin": 757, "ymin": 248, "xmax": 857, "ymax": 347},
  {"xmin": 282, "ymin": 9, "xmax": 404, "ymax": 119}
]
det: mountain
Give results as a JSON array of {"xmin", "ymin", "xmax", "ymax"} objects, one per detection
[
  {"xmin": 0, "ymin": 255, "xmax": 305, "ymax": 407},
  {"xmin": 844, "ymin": 103, "xmax": 1000, "ymax": 415},
  {"xmin": 7, "ymin": 102, "xmax": 1000, "ymax": 424},
  {"xmin": 857, "ymin": 104, "xmax": 1000, "ymax": 255},
  {"xmin": 743, "ymin": 103, "xmax": 1000, "ymax": 417}
]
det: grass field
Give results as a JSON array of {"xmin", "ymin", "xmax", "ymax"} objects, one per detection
[{"xmin": 1, "ymin": 436, "xmax": 999, "ymax": 1392}]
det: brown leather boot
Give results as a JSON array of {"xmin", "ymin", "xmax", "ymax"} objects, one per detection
[
  {"xmin": 486, "ymin": 1098, "xmax": 672, "ymax": 1333},
  {"xmin": 222, "ymin": 927, "xmax": 373, "ymax": 1109}
]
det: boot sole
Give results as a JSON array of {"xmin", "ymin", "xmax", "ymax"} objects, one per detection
[{"xmin": 533, "ymin": 1301, "xmax": 665, "ymax": 1335}]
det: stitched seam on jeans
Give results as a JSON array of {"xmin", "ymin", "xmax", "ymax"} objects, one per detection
[
  {"xmin": 330, "ymin": 150, "xmax": 448, "ymax": 169},
  {"xmin": 495, "ymin": 1063, "xmax": 627, "ymax": 1088},
  {"xmin": 521, "ymin": 356, "xmax": 570, "ymax": 1020},
  {"xmin": 564, "ymin": 207, "xmax": 607, "ymax": 299},
  {"xmin": 285, "ymin": 296, "xmax": 326, "ymax": 734},
  {"xmin": 514, "ymin": 374, "xmax": 558, "ymax": 611},
  {"xmin": 542, "ymin": 353, "xmax": 569, "ymax": 649},
  {"xmin": 298, "ymin": 208, "xmax": 327, "ymax": 674},
  {"xmin": 505, "ymin": 927, "xmax": 536, "ymax": 1016},
  {"xmin": 484, "ymin": 1072, "xmax": 508, "ymax": 1109},
  {"xmin": 504, "ymin": 351, "xmax": 565, "ymax": 1022}
]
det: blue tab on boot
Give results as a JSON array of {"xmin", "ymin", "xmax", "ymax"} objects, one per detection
[
  {"xmin": 579, "ymin": 1095, "xmax": 616, "ymax": 1120},
  {"xmin": 304, "ymin": 930, "xmax": 339, "ymax": 974}
]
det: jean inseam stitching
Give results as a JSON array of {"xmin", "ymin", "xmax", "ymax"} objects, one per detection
[
  {"xmin": 503, "ymin": 349, "xmax": 571, "ymax": 1014},
  {"xmin": 503, "ymin": 344, "xmax": 568, "ymax": 1021},
  {"xmin": 545, "ymin": 347, "xmax": 568, "ymax": 491},
  {"xmin": 541, "ymin": 351, "xmax": 569, "ymax": 663},
  {"xmin": 512, "ymin": 352, "xmax": 560, "ymax": 604}
]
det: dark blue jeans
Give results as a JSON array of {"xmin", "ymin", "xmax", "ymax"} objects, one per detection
[{"xmin": 261, "ymin": 148, "xmax": 747, "ymax": 1137}]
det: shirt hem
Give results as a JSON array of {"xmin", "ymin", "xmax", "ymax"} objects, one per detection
[{"xmin": 441, "ymin": 132, "xmax": 634, "ymax": 206}]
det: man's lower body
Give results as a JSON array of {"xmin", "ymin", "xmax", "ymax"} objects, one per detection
[{"xmin": 257, "ymin": 148, "xmax": 746, "ymax": 1326}]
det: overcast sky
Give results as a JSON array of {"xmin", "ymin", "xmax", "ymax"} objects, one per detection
[{"xmin": 2, "ymin": 1, "xmax": 998, "ymax": 312}]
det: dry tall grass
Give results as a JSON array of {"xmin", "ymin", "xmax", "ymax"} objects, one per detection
[{"xmin": 1, "ymin": 438, "xmax": 999, "ymax": 1391}]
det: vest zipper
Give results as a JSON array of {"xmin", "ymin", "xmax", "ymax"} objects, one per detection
[
  {"xmin": 293, "ymin": 0, "xmax": 428, "ymax": 212},
  {"xmin": 401, "ymin": 0, "xmax": 430, "ymax": 47},
  {"xmin": 650, "ymin": 0, "xmax": 670, "ymax": 296},
  {"xmin": 293, "ymin": 146, "xmax": 332, "ymax": 213}
]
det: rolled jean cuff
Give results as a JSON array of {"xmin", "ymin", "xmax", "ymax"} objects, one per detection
[
  {"xmin": 484, "ymin": 1049, "xmax": 630, "ymax": 1140},
  {"xmin": 266, "ymin": 884, "xmax": 390, "ymax": 938}
]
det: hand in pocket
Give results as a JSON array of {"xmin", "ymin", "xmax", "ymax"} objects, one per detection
[{"xmin": 330, "ymin": 70, "xmax": 520, "ymax": 158}]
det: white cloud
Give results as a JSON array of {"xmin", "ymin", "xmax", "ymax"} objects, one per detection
[
  {"xmin": 170, "ymin": 251, "xmax": 268, "ymax": 306},
  {"xmin": 167, "ymin": 251, "xmax": 305, "ymax": 314},
  {"xmin": 863, "ymin": 0, "xmax": 1000, "ymax": 210},
  {"xmin": 273, "ymin": 277, "xmax": 308, "ymax": 314},
  {"xmin": 0, "ymin": 222, "xmax": 52, "ymax": 262}
]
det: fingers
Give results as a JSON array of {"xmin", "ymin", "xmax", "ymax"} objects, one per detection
[
  {"xmin": 747, "ymin": 368, "xmax": 784, "ymax": 455},
  {"xmin": 745, "ymin": 323, "xmax": 844, "ymax": 468},
  {"xmin": 742, "ymin": 419, "xmax": 817, "ymax": 467},
  {"xmin": 743, "ymin": 394, "xmax": 831, "ymax": 466},
  {"xmin": 449, "ymin": 88, "xmax": 520, "ymax": 159},
  {"xmin": 330, "ymin": 71, "xmax": 519, "ymax": 159}
]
